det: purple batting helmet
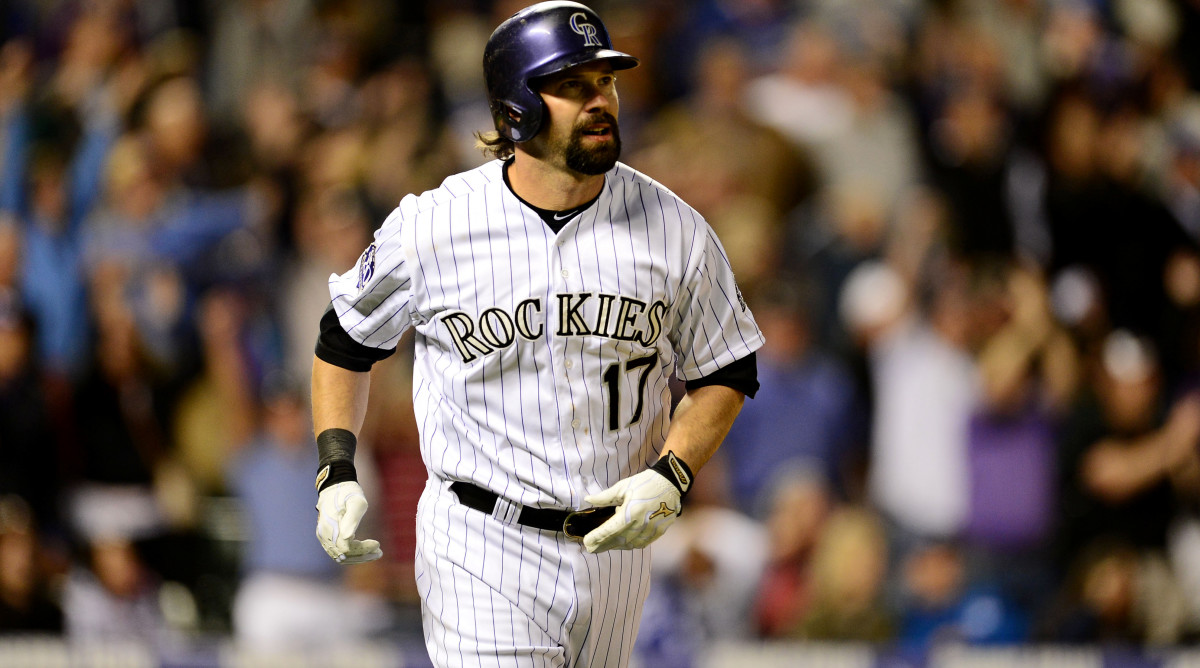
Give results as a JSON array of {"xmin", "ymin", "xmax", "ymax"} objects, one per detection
[{"xmin": 483, "ymin": 1, "xmax": 639, "ymax": 142}]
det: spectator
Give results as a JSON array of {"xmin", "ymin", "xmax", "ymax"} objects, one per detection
[
  {"xmin": 1041, "ymin": 92, "xmax": 1200, "ymax": 360},
  {"xmin": 753, "ymin": 473, "xmax": 832, "ymax": 638},
  {"xmin": 81, "ymin": 130, "xmax": 267, "ymax": 370},
  {"xmin": 277, "ymin": 184, "xmax": 374, "ymax": 385},
  {"xmin": 238, "ymin": 80, "xmax": 310, "ymax": 255},
  {"xmin": 18, "ymin": 146, "xmax": 95, "ymax": 379},
  {"xmin": 357, "ymin": 58, "xmax": 463, "ymax": 219},
  {"xmin": 205, "ymin": 0, "xmax": 318, "ymax": 125},
  {"xmin": 630, "ymin": 37, "xmax": 811, "ymax": 296},
  {"xmin": 1167, "ymin": 508, "xmax": 1200, "ymax": 639},
  {"xmin": 657, "ymin": 0, "xmax": 796, "ymax": 101},
  {"xmin": 797, "ymin": 179, "xmax": 894, "ymax": 352},
  {"xmin": 745, "ymin": 22, "xmax": 854, "ymax": 152},
  {"xmin": 0, "ymin": 284, "xmax": 60, "ymax": 533},
  {"xmin": 1055, "ymin": 331, "xmax": 1200, "ymax": 572},
  {"xmin": 858, "ymin": 257, "xmax": 1008, "ymax": 546},
  {"xmin": 61, "ymin": 536, "xmax": 167, "ymax": 643},
  {"xmin": 1041, "ymin": 539, "xmax": 1188, "ymax": 645},
  {"xmin": 963, "ymin": 263, "xmax": 1079, "ymax": 613},
  {"xmin": 2, "ymin": 21, "xmax": 124, "ymax": 378},
  {"xmin": 894, "ymin": 541, "xmax": 1029, "ymax": 653},
  {"xmin": 0, "ymin": 38, "xmax": 34, "ymax": 215},
  {"xmin": 793, "ymin": 506, "xmax": 893, "ymax": 643},
  {"xmin": 924, "ymin": 82, "xmax": 1018, "ymax": 260},
  {"xmin": 1165, "ymin": 109, "xmax": 1200, "ymax": 243},
  {"xmin": 819, "ymin": 54, "xmax": 921, "ymax": 216},
  {"xmin": 0, "ymin": 496, "xmax": 62, "ymax": 633},
  {"xmin": 172, "ymin": 289, "xmax": 256, "ymax": 499},
  {"xmin": 69, "ymin": 288, "xmax": 175, "ymax": 497},
  {"xmin": 226, "ymin": 379, "xmax": 391, "ymax": 650},
  {"xmin": 635, "ymin": 505, "xmax": 769, "ymax": 665},
  {"xmin": 715, "ymin": 280, "xmax": 864, "ymax": 516}
]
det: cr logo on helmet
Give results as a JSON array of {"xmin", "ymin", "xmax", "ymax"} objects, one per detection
[{"xmin": 569, "ymin": 12, "xmax": 602, "ymax": 47}]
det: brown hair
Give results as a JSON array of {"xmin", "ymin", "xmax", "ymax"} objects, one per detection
[{"xmin": 474, "ymin": 130, "xmax": 515, "ymax": 161}]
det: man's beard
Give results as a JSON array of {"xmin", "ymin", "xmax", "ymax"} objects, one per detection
[{"xmin": 561, "ymin": 114, "xmax": 621, "ymax": 175}]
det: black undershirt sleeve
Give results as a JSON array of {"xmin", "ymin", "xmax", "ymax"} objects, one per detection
[
  {"xmin": 684, "ymin": 352, "xmax": 759, "ymax": 399},
  {"xmin": 314, "ymin": 303, "xmax": 396, "ymax": 372}
]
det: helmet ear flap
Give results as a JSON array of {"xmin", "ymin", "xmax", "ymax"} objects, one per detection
[{"xmin": 492, "ymin": 94, "xmax": 544, "ymax": 143}]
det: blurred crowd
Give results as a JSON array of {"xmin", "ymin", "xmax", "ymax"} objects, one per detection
[{"xmin": 1, "ymin": 0, "xmax": 1200, "ymax": 660}]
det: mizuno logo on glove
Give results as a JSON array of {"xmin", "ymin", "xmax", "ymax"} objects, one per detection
[{"xmin": 649, "ymin": 502, "xmax": 676, "ymax": 520}]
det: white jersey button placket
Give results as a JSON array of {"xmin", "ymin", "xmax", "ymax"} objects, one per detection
[{"xmin": 548, "ymin": 235, "xmax": 582, "ymax": 504}]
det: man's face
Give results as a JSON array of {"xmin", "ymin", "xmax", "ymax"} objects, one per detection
[{"xmin": 534, "ymin": 61, "xmax": 621, "ymax": 175}]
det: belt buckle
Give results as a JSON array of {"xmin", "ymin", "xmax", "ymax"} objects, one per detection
[{"xmin": 563, "ymin": 506, "xmax": 615, "ymax": 542}]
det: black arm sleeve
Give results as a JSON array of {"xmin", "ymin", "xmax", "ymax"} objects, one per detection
[
  {"xmin": 314, "ymin": 303, "xmax": 396, "ymax": 372},
  {"xmin": 684, "ymin": 352, "xmax": 759, "ymax": 399}
]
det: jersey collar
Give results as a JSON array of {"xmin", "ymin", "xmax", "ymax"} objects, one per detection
[{"xmin": 502, "ymin": 160, "xmax": 603, "ymax": 233}]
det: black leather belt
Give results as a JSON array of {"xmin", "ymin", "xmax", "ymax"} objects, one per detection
[{"xmin": 450, "ymin": 481, "xmax": 615, "ymax": 541}]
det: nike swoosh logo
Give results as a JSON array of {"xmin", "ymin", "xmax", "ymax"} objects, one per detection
[{"xmin": 553, "ymin": 211, "xmax": 575, "ymax": 221}]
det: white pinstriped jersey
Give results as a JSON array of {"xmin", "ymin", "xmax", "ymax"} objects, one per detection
[{"xmin": 329, "ymin": 159, "xmax": 763, "ymax": 511}]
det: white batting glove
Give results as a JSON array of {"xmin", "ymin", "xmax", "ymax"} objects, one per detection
[
  {"xmin": 315, "ymin": 481, "xmax": 383, "ymax": 564},
  {"xmin": 583, "ymin": 469, "xmax": 682, "ymax": 553}
]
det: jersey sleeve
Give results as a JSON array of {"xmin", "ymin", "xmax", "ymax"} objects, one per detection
[
  {"xmin": 671, "ymin": 225, "xmax": 765, "ymax": 381},
  {"xmin": 327, "ymin": 203, "xmax": 417, "ymax": 349}
]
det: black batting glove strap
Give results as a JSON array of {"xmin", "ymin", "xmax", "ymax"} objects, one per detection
[
  {"xmin": 315, "ymin": 460, "xmax": 358, "ymax": 493},
  {"xmin": 316, "ymin": 428, "xmax": 359, "ymax": 493},
  {"xmin": 650, "ymin": 452, "xmax": 694, "ymax": 500}
]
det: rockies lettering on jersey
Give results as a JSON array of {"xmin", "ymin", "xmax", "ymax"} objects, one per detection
[{"xmin": 443, "ymin": 293, "xmax": 666, "ymax": 364}]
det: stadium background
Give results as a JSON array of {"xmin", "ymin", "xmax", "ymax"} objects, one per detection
[{"xmin": 2, "ymin": 0, "xmax": 1200, "ymax": 665}]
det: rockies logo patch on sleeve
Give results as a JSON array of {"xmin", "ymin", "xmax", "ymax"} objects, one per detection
[{"xmin": 356, "ymin": 244, "xmax": 377, "ymax": 290}]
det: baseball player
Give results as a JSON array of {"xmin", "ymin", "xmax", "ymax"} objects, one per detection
[{"xmin": 310, "ymin": 2, "xmax": 764, "ymax": 666}]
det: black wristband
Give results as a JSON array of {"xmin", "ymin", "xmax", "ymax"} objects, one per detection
[
  {"xmin": 650, "ymin": 452, "xmax": 694, "ymax": 499},
  {"xmin": 316, "ymin": 428, "xmax": 359, "ymax": 493}
]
